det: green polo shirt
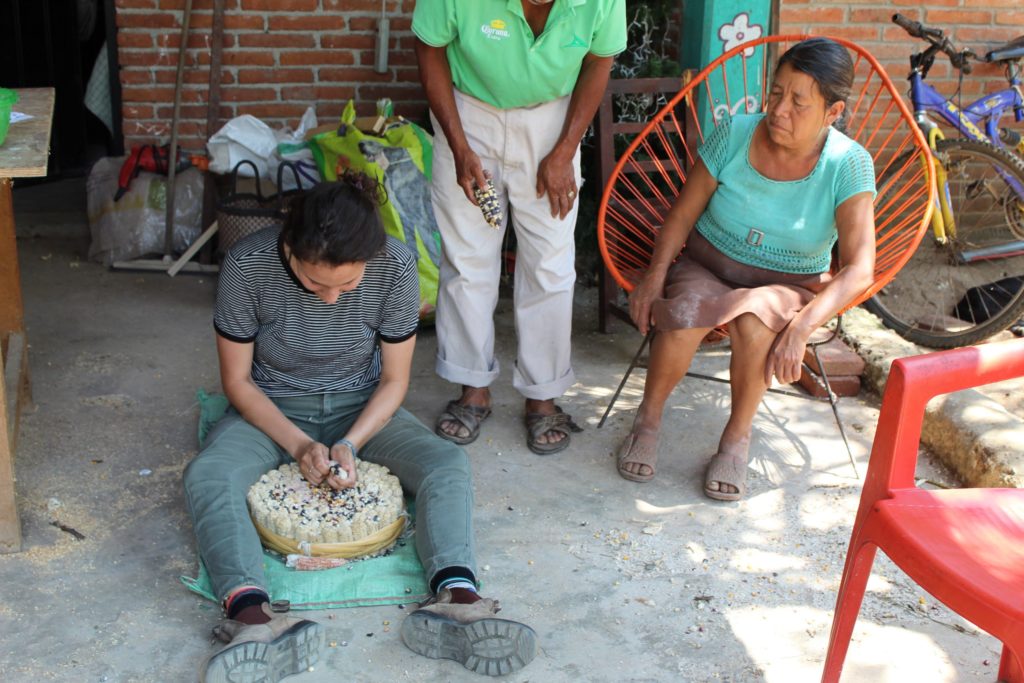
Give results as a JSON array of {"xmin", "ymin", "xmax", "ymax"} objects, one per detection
[{"xmin": 412, "ymin": 0, "xmax": 627, "ymax": 109}]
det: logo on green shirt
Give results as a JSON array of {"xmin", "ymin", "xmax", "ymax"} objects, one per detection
[
  {"xmin": 481, "ymin": 19, "xmax": 511, "ymax": 41},
  {"xmin": 563, "ymin": 34, "xmax": 588, "ymax": 49}
]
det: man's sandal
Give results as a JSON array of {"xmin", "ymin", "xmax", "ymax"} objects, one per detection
[
  {"xmin": 435, "ymin": 400, "xmax": 492, "ymax": 445},
  {"xmin": 615, "ymin": 431, "xmax": 658, "ymax": 483},
  {"xmin": 703, "ymin": 450, "xmax": 749, "ymax": 501},
  {"xmin": 524, "ymin": 406, "xmax": 582, "ymax": 456}
]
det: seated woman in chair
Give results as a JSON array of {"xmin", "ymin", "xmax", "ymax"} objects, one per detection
[{"xmin": 616, "ymin": 37, "xmax": 876, "ymax": 500}]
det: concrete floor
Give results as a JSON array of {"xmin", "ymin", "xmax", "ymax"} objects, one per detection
[{"xmin": 0, "ymin": 180, "xmax": 1004, "ymax": 682}]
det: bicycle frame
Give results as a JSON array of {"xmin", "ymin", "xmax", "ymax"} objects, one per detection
[
  {"xmin": 909, "ymin": 70, "xmax": 1024, "ymax": 146},
  {"xmin": 907, "ymin": 67, "xmax": 1024, "ymax": 247}
]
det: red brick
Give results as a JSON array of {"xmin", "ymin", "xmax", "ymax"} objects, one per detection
[
  {"xmin": 280, "ymin": 51, "xmax": 355, "ymax": 66},
  {"xmin": 238, "ymin": 68, "xmax": 314, "ymax": 84},
  {"xmin": 925, "ymin": 9, "xmax": 992, "ymax": 25},
  {"xmin": 155, "ymin": 69, "xmax": 235, "ymax": 85},
  {"xmin": 797, "ymin": 371, "xmax": 861, "ymax": 398},
  {"xmin": 321, "ymin": 34, "xmax": 377, "ymax": 50},
  {"xmin": 156, "ymin": 32, "xmax": 235, "ymax": 49},
  {"xmin": 348, "ymin": 17, "xmax": 377, "ymax": 32},
  {"xmin": 121, "ymin": 70, "xmax": 154, "ymax": 85},
  {"xmin": 953, "ymin": 27, "xmax": 1021, "ymax": 44},
  {"xmin": 160, "ymin": 0, "xmax": 241, "ymax": 9},
  {"xmin": 280, "ymin": 85, "xmax": 356, "ymax": 101},
  {"xmin": 124, "ymin": 120, "xmax": 169, "ymax": 137},
  {"xmin": 220, "ymin": 87, "xmax": 280, "ymax": 103},
  {"xmin": 205, "ymin": 51, "xmax": 276, "ymax": 66},
  {"xmin": 316, "ymin": 67, "xmax": 392, "ymax": 83},
  {"xmin": 241, "ymin": 0, "xmax": 318, "ymax": 9},
  {"xmin": 156, "ymin": 104, "xmax": 234, "ymax": 121},
  {"xmin": 851, "ymin": 8, "xmax": 919, "ymax": 25},
  {"xmin": 237, "ymin": 33, "xmax": 317, "ymax": 48},
  {"xmin": 116, "ymin": 0, "xmax": 157, "ymax": 8},
  {"xmin": 357, "ymin": 84, "xmax": 425, "ymax": 102},
  {"xmin": 995, "ymin": 12, "xmax": 1024, "ymax": 26},
  {"xmin": 808, "ymin": 26, "xmax": 880, "ymax": 42},
  {"xmin": 803, "ymin": 337, "xmax": 865, "ymax": 377},
  {"xmin": 117, "ymin": 12, "xmax": 178, "ymax": 28},
  {"xmin": 268, "ymin": 15, "xmax": 346, "ymax": 31},
  {"xmin": 184, "ymin": 14, "xmax": 264, "ymax": 30},
  {"xmin": 237, "ymin": 103, "xmax": 313, "ymax": 119},
  {"xmin": 323, "ymin": 0, "xmax": 400, "ymax": 10},
  {"xmin": 123, "ymin": 105, "xmax": 154, "ymax": 119},
  {"xmin": 118, "ymin": 32, "xmax": 154, "ymax": 48},
  {"xmin": 779, "ymin": 7, "xmax": 845, "ymax": 24},
  {"xmin": 119, "ymin": 50, "xmax": 182, "ymax": 67}
]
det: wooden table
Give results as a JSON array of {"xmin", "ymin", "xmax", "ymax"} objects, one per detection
[{"xmin": 1, "ymin": 87, "xmax": 55, "ymax": 553}]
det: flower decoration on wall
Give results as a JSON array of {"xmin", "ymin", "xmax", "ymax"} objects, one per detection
[{"xmin": 719, "ymin": 12, "xmax": 763, "ymax": 57}]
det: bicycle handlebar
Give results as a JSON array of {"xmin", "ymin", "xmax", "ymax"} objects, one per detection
[{"xmin": 892, "ymin": 13, "xmax": 974, "ymax": 74}]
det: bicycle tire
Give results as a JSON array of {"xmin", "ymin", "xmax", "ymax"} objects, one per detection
[{"xmin": 864, "ymin": 138, "xmax": 1024, "ymax": 348}]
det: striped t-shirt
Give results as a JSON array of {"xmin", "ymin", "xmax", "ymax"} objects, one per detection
[{"xmin": 214, "ymin": 229, "xmax": 419, "ymax": 397}]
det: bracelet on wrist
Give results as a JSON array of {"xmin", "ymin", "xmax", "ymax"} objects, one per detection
[{"xmin": 333, "ymin": 438, "xmax": 358, "ymax": 458}]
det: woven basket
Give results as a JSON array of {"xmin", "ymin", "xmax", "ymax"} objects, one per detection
[
  {"xmin": 217, "ymin": 160, "xmax": 306, "ymax": 255},
  {"xmin": 253, "ymin": 515, "xmax": 406, "ymax": 559}
]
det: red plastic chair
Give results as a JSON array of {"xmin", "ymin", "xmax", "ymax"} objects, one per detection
[{"xmin": 822, "ymin": 337, "xmax": 1024, "ymax": 682}]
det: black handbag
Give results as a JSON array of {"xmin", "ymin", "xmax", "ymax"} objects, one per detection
[{"xmin": 216, "ymin": 160, "xmax": 305, "ymax": 255}]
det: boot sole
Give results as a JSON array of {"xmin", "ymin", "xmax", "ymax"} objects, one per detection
[
  {"xmin": 400, "ymin": 611, "xmax": 538, "ymax": 676},
  {"xmin": 203, "ymin": 620, "xmax": 324, "ymax": 683}
]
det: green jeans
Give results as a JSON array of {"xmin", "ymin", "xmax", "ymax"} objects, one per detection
[{"xmin": 183, "ymin": 389, "xmax": 476, "ymax": 602}]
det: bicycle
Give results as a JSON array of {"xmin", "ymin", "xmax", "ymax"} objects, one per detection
[{"xmin": 863, "ymin": 14, "xmax": 1024, "ymax": 347}]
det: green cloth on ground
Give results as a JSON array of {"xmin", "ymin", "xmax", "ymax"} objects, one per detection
[{"xmin": 185, "ymin": 389, "xmax": 430, "ymax": 610}]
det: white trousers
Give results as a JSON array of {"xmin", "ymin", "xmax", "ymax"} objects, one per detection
[{"xmin": 430, "ymin": 89, "xmax": 580, "ymax": 400}]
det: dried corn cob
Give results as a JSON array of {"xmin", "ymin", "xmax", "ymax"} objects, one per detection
[
  {"xmin": 286, "ymin": 554, "xmax": 349, "ymax": 571},
  {"xmin": 474, "ymin": 179, "xmax": 502, "ymax": 229}
]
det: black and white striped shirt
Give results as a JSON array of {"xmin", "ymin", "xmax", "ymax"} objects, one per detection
[{"xmin": 214, "ymin": 229, "xmax": 419, "ymax": 397}]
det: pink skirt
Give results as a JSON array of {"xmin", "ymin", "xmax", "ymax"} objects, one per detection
[{"xmin": 652, "ymin": 231, "xmax": 833, "ymax": 333}]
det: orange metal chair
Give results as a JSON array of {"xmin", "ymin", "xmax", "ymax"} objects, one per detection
[
  {"xmin": 595, "ymin": 35, "xmax": 936, "ymax": 472},
  {"xmin": 822, "ymin": 337, "xmax": 1024, "ymax": 682}
]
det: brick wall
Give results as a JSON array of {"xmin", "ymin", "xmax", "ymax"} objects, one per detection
[
  {"xmin": 115, "ymin": 0, "xmax": 423, "ymax": 151},
  {"xmin": 115, "ymin": 1, "xmax": 1022, "ymax": 152},
  {"xmin": 777, "ymin": 1, "xmax": 1024, "ymax": 99}
]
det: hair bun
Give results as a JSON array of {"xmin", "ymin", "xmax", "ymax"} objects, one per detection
[{"xmin": 338, "ymin": 170, "xmax": 388, "ymax": 207}]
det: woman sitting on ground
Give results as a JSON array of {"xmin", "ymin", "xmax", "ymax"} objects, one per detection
[
  {"xmin": 185, "ymin": 175, "xmax": 536, "ymax": 682},
  {"xmin": 616, "ymin": 37, "xmax": 876, "ymax": 500}
]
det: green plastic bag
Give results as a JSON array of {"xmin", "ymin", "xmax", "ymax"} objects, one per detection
[{"xmin": 311, "ymin": 102, "xmax": 440, "ymax": 321}]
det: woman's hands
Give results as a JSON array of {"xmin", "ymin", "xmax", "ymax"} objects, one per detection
[
  {"xmin": 295, "ymin": 440, "xmax": 357, "ymax": 491},
  {"xmin": 629, "ymin": 269, "xmax": 668, "ymax": 335},
  {"xmin": 764, "ymin": 324, "xmax": 811, "ymax": 385}
]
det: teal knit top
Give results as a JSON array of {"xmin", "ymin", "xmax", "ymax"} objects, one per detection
[{"xmin": 694, "ymin": 113, "xmax": 876, "ymax": 274}]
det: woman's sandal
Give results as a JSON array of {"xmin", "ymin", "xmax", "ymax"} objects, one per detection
[
  {"xmin": 435, "ymin": 400, "xmax": 492, "ymax": 445},
  {"xmin": 703, "ymin": 450, "xmax": 749, "ymax": 501},
  {"xmin": 615, "ymin": 431, "xmax": 659, "ymax": 483},
  {"xmin": 524, "ymin": 406, "xmax": 582, "ymax": 456}
]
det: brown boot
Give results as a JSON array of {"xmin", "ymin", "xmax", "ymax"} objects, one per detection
[
  {"xmin": 200, "ymin": 603, "xmax": 324, "ymax": 683},
  {"xmin": 400, "ymin": 588, "xmax": 538, "ymax": 676}
]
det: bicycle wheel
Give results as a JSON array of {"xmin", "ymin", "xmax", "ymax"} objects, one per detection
[{"xmin": 865, "ymin": 138, "xmax": 1024, "ymax": 348}]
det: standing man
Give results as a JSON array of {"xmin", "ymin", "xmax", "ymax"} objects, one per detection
[{"xmin": 413, "ymin": 0, "xmax": 627, "ymax": 455}]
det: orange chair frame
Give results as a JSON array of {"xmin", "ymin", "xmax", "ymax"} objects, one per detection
[
  {"xmin": 595, "ymin": 35, "xmax": 936, "ymax": 470},
  {"xmin": 822, "ymin": 337, "xmax": 1024, "ymax": 682}
]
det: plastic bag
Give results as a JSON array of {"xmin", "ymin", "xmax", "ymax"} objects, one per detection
[
  {"xmin": 86, "ymin": 155, "xmax": 203, "ymax": 265},
  {"xmin": 310, "ymin": 101, "xmax": 440, "ymax": 320},
  {"xmin": 207, "ymin": 107, "xmax": 321, "ymax": 191}
]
